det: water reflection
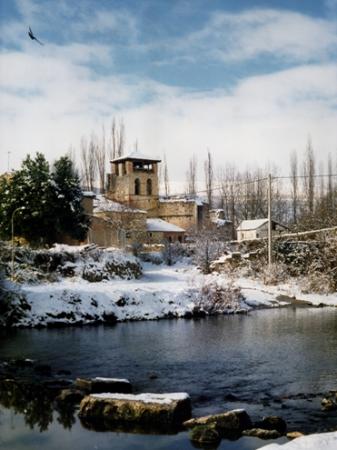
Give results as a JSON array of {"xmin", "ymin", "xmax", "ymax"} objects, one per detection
[
  {"xmin": 1, "ymin": 309, "xmax": 337, "ymax": 449},
  {"xmin": 0, "ymin": 379, "xmax": 75, "ymax": 432}
]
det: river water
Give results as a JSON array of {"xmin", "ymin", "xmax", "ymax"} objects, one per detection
[{"xmin": 1, "ymin": 308, "xmax": 337, "ymax": 449}]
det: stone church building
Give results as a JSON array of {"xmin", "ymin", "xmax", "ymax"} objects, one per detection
[{"xmin": 86, "ymin": 151, "xmax": 208, "ymax": 248}]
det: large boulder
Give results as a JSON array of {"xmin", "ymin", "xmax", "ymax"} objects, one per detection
[
  {"xmin": 56, "ymin": 388, "xmax": 85, "ymax": 405},
  {"xmin": 79, "ymin": 392, "xmax": 191, "ymax": 431},
  {"xmin": 321, "ymin": 393, "xmax": 337, "ymax": 411},
  {"xmin": 183, "ymin": 409, "xmax": 252, "ymax": 438},
  {"xmin": 254, "ymin": 415, "xmax": 287, "ymax": 434},
  {"xmin": 190, "ymin": 424, "xmax": 221, "ymax": 446},
  {"xmin": 75, "ymin": 377, "xmax": 132, "ymax": 394},
  {"xmin": 243, "ymin": 428, "xmax": 281, "ymax": 439}
]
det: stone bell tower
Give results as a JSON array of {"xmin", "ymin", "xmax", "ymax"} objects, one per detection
[{"xmin": 107, "ymin": 150, "xmax": 161, "ymax": 214}]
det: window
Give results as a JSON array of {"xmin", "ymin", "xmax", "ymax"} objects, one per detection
[
  {"xmin": 133, "ymin": 162, "xmax": 153, "ymax": 171},
  {"xmin": 135, "ymin": 178, "xmax": 140, "ymax": 195},
  {"xmin": 146, "ymin": 178, "xmax": 152, "ymax": 195}
]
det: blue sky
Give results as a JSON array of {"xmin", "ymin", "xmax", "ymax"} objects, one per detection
[{"xmin": 1, "ymin": 0, "xmax": 337, "ymax": 184}]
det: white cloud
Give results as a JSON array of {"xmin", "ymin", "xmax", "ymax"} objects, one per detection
[
  {"xmin": 1, "ymin": 3, "xmax": 337, "ymax": 185},
  {"xmin": 1, "ymin": 39, "xmax": 336, "ymax": 183},
  {"xmin": 122, "ymin": 64, "xmax": 337, "ymax": 185},
  {"xmin": 172, "ymin": 9, "xmax": 337, "ymax": 64}
]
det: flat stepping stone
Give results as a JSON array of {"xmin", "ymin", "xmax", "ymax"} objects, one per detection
[
  {"xmin": 79, "ymin": 392, "xmax": 191, "ymax": 431},
  {"xmin": 184, "ymin": 409, "xmax": 252, "ymax": 438},
  {"xmin": 75, "ymin": 377, "xmax": 132, "ymax": 393}
]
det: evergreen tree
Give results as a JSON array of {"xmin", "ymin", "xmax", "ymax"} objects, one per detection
[
  {"xmin": 0, "ymin": 153, "xmax": 89, "ymax": 246},
  {"xmin": 51, "ymin": 156, "xmax": 89, "ymax": 241},
  {"xmin": 0, "ymin": 153, "xmax": 54, "ymax": 244}
]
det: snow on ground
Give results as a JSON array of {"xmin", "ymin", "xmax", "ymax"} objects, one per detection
[
  {"xmin": 235, "ymin": 275, "xmax": 337, "ymax": 307},
  {"xmin": 258, "ymin": 431, "xmax": 337, "ymax": 450},
  {"xmin": 18, "ymin": 262, "xmax": 199, "ymax": 327},
  {"xmin": 15, "ymin": 256, "xmax": 337, "ymax": 327}
]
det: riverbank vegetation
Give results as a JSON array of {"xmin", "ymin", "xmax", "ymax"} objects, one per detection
[{"xmin": 212, "ymin": 233, "xmax": 337, "ymax": 295}]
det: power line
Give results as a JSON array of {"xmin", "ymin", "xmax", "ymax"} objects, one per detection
[
  {"xmin": 275, "ymin": 173, "xmax": 337, "ymax": 180},
  {"xmin": 167, "ymin": 173, "xmax": 337, "ymax": 199}
]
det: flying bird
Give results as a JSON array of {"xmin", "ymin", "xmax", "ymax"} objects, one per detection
[{"xmin": 28, "ymin": 27, "xmax": 44, "ymax": 45}]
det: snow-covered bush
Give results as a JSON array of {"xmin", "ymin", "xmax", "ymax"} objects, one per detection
[
  {"xmin": 301, "ymin": 271, "xmax": 336, "ymax": 295},
  {"xmin": 259, "ymin": 262, "xmax": 289, "ymax": 285},
  {"xmin": 275, "ymin": 240, "xmax": 323, "ymax": 276},
  {"xmin": 0, "ymin": 283, "xmax": 30, "ymax": 327},
  {"xmin": 139, "ymin": 252, "xmax": 163, "ymax": 265},
  {"xmin": 0, "ymin": 242, "xmax": 142, "ymax": 284},
  {"xmin": 275, "ymin": 238, "xmax": 337, "ymax": 293},
  {"xmin": 130, "ymin": 241, "xmax": 143, "ymax": 257},
  {"xmin": 161, "ymin": 241, "xmax": 188, "ymax": 266},
  {"xmin": 195, "ymin": 278, "xmax": 242, "ymax": 314},
  {"xmin": 193, "ymin": 231, "xmax": 226, "ymax": 274}
]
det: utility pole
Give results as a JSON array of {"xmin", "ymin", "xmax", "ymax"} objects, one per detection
[
  {"xmin": 7, "ymin": 151, "xmax": 11, "ymax": 171},
  {"xmin": 267, "ymin": 174, "xmax": 272, "ymax": 267}
]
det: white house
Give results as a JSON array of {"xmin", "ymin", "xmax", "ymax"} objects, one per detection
[{"xmin": 236, "ymin": 219, "xmax": 287, "ymax": 242}]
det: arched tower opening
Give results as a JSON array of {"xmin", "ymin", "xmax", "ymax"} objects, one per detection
[{"xmin": 135, "ymin": 178, "xmax": 141, "ymax": 195}]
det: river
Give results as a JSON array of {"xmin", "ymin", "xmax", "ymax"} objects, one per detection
[{"xmin": 1, "ymin": 308, "xmax": 337, "ymax": 449}]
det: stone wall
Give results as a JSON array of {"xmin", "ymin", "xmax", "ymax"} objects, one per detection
[
  {"xmin": 90, "ymin": 211, "xmax": 147, "ymax": 248},
  {"xmin": 158, "ymin": 200, "xmax": 201, "ymax": 231},
  {"xmin": 82, "ymin": 197, "xmax": 94, "ymax": 216},
  {"xmin": 147, "ymin": 231, "xmax": 185, "ymax": 244}
]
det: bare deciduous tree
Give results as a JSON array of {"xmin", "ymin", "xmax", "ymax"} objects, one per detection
[
  {"xmin": 290, "ymin": 150, "xmax": 298, "ymax": 224},
  {"xmin": 303, "ymin": 138, "xmax": 315, "ymax": 214},
  {"xmin": 110, "ymin": 118, "xmax": 117, "ymax": 160},
  {"xmin": 110, "ymin": 117, "xmax": 125, "ymax": 160},
  {"xmin": 186, "ymin": 154, "xmax": 197, "ymax": 197},
  {"xmin": 66, "ymin": 145, "xmax": 79, "ymax": 176},
  {"xmin": 88, "ymin": 135, "xmax": 97, "ymax": 191},
  {"xmin": 204, "ymin": 149, "xmax": 213, "ymax": 208},
  {"xmin": 80, "ymin": 137, "xmax": 90, "ymax": 190},
  {"xmin": 96, "ymin": 125, "xmax": 106, "ymax": 193},
  {"xmin": 327, "ymin": 152, "xmax": 333, "ymax": 215},
  {"xmin": 117, "ymin": 119, "xmax": 125, "ymax": 157},
  {"xmin": 163, "ymin": 153, "xmax": 170, "ymax": 198}
]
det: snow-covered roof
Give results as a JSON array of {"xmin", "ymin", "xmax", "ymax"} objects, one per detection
[
  {"xmin": 111, "ymin": 150, "xmax": 161, "ymax": 163},
  {"xmin": 212, "ymin": 218, "xmax": 232, "ymax": 227},
  {"xmin": 146, "ymin": 218, "xmax": 185, "ymax": 233},
  {"xmin": 160, "ymin": 196, "xmax": 205, "ymax": 206},
  {"xmin": 82, "ymin": 191, "xmax": 96, "ymax": 198},
  {"xmin": 209, "ymin": 208, "xmax": 224, "ymax": 213},
  {"xmin": 94, "ymin": 195, "xmax": 146, "ymax": 214},
  {"xmin": 237, "ymin": 219, "xmax": 269, "ymax": 231}
]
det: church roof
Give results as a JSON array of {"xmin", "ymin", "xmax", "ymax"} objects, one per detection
[{"xmin": 111, "ymin": 150, "xmax": 161, "ymax": 163}]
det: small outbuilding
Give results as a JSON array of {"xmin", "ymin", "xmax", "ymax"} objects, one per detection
[
  {"xmin": 236, "ymin": 219, "xmax": 287, "ymax": 242},
  {"xmin": 146, "ymin": 218, "xmax": 185, "ymax": 243}
]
